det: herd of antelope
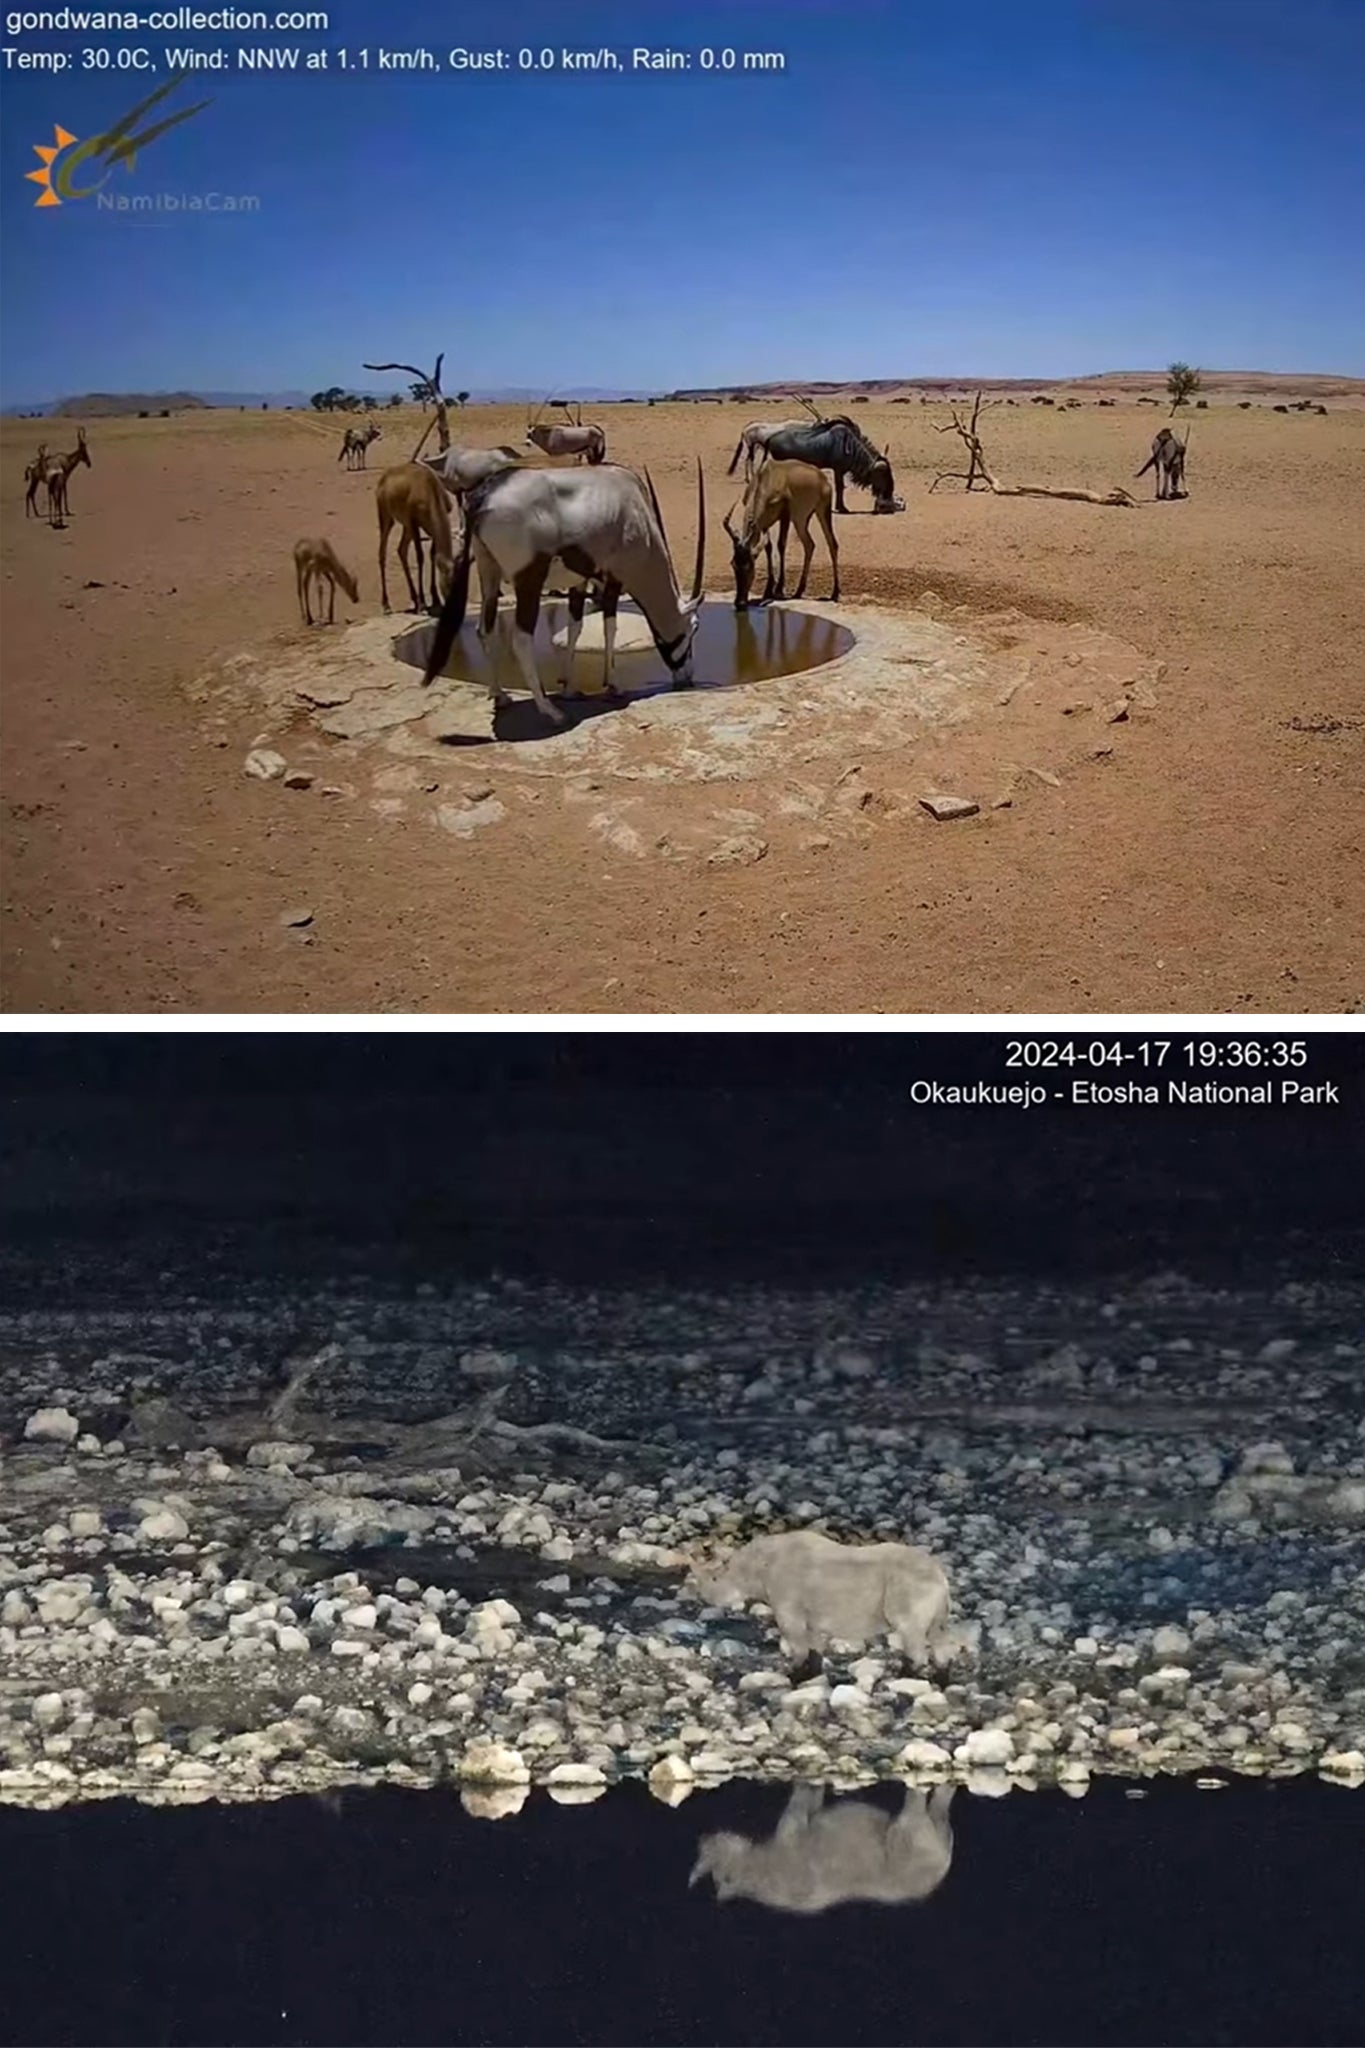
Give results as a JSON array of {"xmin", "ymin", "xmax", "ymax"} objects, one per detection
[
  {"xmin": 303, "ymin": 396, "xmax": 912, "ymax": 721},
  {"xmin": 17, "ymin": 396, "xmax": 1194, "ymax": 727}
]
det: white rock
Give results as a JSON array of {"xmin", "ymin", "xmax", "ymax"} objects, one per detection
[
  {"xmin": 894, "ymin": 1738, "xmax": 952, "ymax": 1771},
  {"xmin": 244, "ymin": 748, "xmax": 287, "ymax": 779},
  {"xmin": 24, "ymin": 1407, "xmax": 80, "ymax": 1445},
  {"xmin": 459, "ymin": 1740, "xmax": 529, "ymax": 1785},
  {"xmin": 1151, "ymin": 1625, "xmax": 1192, "ymax": 1661},
  {"xmin": 137, "ymin": 1508, "xmax": 190, "ymax": 1542},
  {"xmin": 545, "ymin": 1763, "xmax": 607, "ymax": 1788},
  {"xmin": 829, "ymin": 1684, "xmax": 875, "ymax": 1712},
  {"xmin": 957, "ymin": 1728, "xmax": 1014, "ymax": 1766},
  {"xmin": 1239, "ymin": 1441, "xmax": 1294, "ymax": 1476},
  {"xmin": 246, "ymin": 1440, "xmax": 314, "ymax": 1469}
]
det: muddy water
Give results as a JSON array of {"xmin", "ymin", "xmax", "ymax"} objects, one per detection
[
  {"xmin": 2, "ymin": 1776, "xmax": 1361, "ymax": 2046},
  {"xmin": 400, "ymin": 600, "xmax": 855, "ymax": 698}
]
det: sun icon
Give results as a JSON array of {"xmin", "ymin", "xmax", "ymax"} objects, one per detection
[{"xmin": 27, "ymin": 127, "xmax": 78, "ymax": 207}]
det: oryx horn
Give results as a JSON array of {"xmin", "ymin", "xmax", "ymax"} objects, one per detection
[{"xmin": 690, "ymin": 457, "xmax": 706, "ymax": 603}]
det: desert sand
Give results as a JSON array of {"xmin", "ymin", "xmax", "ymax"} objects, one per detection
[{"xmin": 2, "ymin": 389, "xmax": 1362, "ymax": 1013}]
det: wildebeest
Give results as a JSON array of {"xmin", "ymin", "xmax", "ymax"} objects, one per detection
[
  {"xmin": 420, "ymin": 461, "xmax": 706, "ymax": 723},
  {"xmin": 753, "ymin": 418, "xmax": 902, "ymax": 514},
  {"xmin": 690, "ymin": 1529, "xmax": 953, "ymax": 1669},
  {"xmin": 690, "ymin": 1782, "xmax": 956, "ymax": 1914},
  {"xmin": 724, "ymin": 459, "xmax": 839, "ymax": 610},
  {"xmin": 1136, "ymin": 426, "xmax": 1189, "ymax": 500},
  {"xmin": 526, "ymin": 420, "xmax": 607, "ymax": 464}
]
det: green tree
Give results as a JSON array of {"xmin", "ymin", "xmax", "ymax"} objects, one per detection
[{"xmin": 1166, "ymin": 362, "xmax": 1201, "ymax": 414}]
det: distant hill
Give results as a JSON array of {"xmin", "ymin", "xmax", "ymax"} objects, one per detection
[
  {"xmin": 666, "ymin": 369, "xmax": 1365, "ymax": 402},
  {"xmin": 461, "ymin": 387, "xmax": 663, "ymax": 404},
  {"xmin": 3, "ymin": 384, "xmax": 662, "ymax": 417},
  {"xmin": 4, "ymin": 389, "xmax": 317, "ymax": 417}
]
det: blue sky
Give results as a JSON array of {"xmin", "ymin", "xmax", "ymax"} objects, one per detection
[{"xmin": 2, "ymin": 0, "xmax": 1362, "ymax": 401}]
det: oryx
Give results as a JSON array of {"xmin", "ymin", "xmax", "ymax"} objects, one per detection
[
  {"xmin": 726, "ymin": 418, "xmax": 813, "ymax": 484},
  {"xmin": 420, "ymin": 461, "xmax": 707, "ymax": 724},
  {"xmin": 1136, "ymin": 426, "xmax": 1189, "ymax": 499},
  {"xmin": 526, "ymin": 420, "xmax": 608, "ymax": 464},
  {"xmin": 422, "ymin": 445, "xmax": 525, "ymax": 495}
]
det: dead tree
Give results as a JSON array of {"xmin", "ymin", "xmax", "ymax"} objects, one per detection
[
  {"xmin": 930, "ymin": 391, "xmax": 1134, "ymax": 506},
  {"xmin": 363, "ymin": 351, "xmax": 453, "ymax": 461}
]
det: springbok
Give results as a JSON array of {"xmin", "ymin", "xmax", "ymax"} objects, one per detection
[
  {"xmin": 293, "ymin": 537, "xmax": 360, "ymax": 626},
  {"xmin": 23, "ymin": 443, "xmax": 49, "ymax": 519},
  {"xmin": 338, "ymin": 421, "xmax": 382, "ymax": 470},
  {"xmin": 1136, "ymin": 426, "xmax": 1189, "ymax": 499},
  {"xmin": 42, "ymin": 429, "xmax": 92, "ymax": 527},
  {"xmin": 724, "ymin": 459, "xmax": 839, "ymax": 610},
  {"xmin": 525, "ymin": 420, "xmax": 607, "ymax": 464},
  {"xmin": 376, "ymin": 462, "xmax": 455, "ymax": 614},
  {"xmin": 757, "ymin": 418, "xmax": 902, "ymax": 514},
  {"xmin": 420, "ymin": 461, "xmax": 706, "ymax": 725},
  {"xmin": 727, "ymin": 418, "xmax": 813, "ymax": 484}
]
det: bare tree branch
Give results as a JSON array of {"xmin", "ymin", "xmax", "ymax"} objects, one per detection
[
  {"xmin": 928, "ymin": 390, "xmax": 1134, "ymax": 506},
  {"xmin": 364, "ymin": 354, "xmax": 452, "ymax": 456}
]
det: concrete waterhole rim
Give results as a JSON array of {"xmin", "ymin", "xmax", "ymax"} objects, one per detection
[{"xmin": 224, "ymin": 592, "xmax": 1165, "ymax": 855}]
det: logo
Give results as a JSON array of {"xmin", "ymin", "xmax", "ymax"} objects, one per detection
[{"xmin": 27, "ymin": 72, "xmax": 211, "ymax": 208}]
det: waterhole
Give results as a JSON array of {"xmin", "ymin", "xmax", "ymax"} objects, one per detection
[{"xmin": 398, "ymin": 600, "xmax": 855, "ymax": 702}]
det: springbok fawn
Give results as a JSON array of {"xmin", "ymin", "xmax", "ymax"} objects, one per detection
[
  {"xmin": 24, "ymin": 443, "xmax": 49, "ymax": 519},
  {"xmin": 43, "ymin": 429, "xmax": 92, "ymax": 527},
  {"xmin": 293, "ymin": 537, "xmax": 360, "ymax": 625}
]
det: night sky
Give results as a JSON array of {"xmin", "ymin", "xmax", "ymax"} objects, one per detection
[{"xmin": 2, "ymin": 1034, "xmax": 1360, "ymax": 1284}]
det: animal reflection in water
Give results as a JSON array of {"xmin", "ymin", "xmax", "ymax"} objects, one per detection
[{"xmin": 690, "ymin": 1782, "xmax": 955, "ymax": 1915}]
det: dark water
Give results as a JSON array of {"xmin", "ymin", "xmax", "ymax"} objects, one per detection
[
  {"xmin": 2, "ymin": 1777, "xmax": 1361, "ymax": 2047},
  {"xmin": 399, "ymin": 599, "xmax": 855, "ymax": 697}
]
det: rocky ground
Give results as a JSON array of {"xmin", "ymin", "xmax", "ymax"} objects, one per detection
[{"xmin": 2, "ymin": 1270, "xmax": 1364, "ymax": 1814}]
